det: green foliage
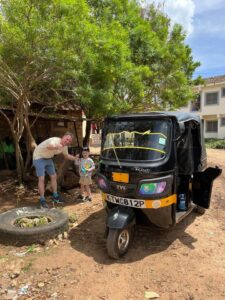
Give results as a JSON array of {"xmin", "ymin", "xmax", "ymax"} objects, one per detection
[
  {"xmin": 22, "ymin": 261, "xmax": 33, "ymax": 272},
  {"xmin": 85, "ymin": 1, "xmax": 200, "ymax": 113},
  {"xmin": 193, "ymin": 76, "xmax": 205, "ymax": 86},
  {"xmin": 0, "ymin": 0, "xmax": 93, "ymax": 105},
  {"xmin": 0, "ymin": 0, "xmax": 200, "ymax": 119},
  {"xmin": 205, "ymin": 139, "xmax": 225, "ymax": 149},
  {"xmin": 68, "ymin": 212, "xmax": 77, "ymax": 223}
]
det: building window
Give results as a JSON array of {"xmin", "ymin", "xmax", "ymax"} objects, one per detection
[
  {"xmin": 206, "ymin": 120, "xmax": 218, "ymax": 132},
  {"xmin": 205, "ymin": 92, "xmax": 218, "ymax": 105},
  {"xmin": 222, "ymin": 88, "xmax": 225, "ymax": 97},
  {"xmin": 221, "ymin": 118, "xmax": 225, "ymax": 126}
]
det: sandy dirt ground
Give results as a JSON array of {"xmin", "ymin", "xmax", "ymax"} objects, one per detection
[{"xmin": 0, "ymin": 149, "xmax": 225, "ymax": 300}]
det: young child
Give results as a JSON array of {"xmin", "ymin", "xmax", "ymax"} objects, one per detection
[{"xmin": 75, "ymin": 147, "xmax": 95, "ymax": 202}]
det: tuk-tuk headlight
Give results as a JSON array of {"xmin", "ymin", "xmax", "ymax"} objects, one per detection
[
  {"xmin": 139, "ymin": 181, "xmax": 167, "ymax": 195},
  {"xmin": 96, "ymin": 175, "xmax": 108, "ymax": 190}
]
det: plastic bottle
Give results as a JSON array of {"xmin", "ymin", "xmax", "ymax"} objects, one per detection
[
  {"xmin": 81, "ymin": 167, "xmax": 87, "ymax": 175},
  {"xmin": 178, "ymin": 193, "xmax": 186, "ymax": 211}
]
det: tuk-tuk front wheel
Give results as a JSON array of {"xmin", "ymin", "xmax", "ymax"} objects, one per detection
[{"xmin": 106, "ymin": 227, "xmax": 134, "ymax": 259}]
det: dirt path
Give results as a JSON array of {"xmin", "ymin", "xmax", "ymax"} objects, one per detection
[{"xmin": 0, "ymin": 149, "xmax": 225, "ymax": 300}]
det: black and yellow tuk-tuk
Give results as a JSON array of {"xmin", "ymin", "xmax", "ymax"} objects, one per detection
[{"xmin": 95, "ymin": 112, "xmax": 222, "ymax": 259}]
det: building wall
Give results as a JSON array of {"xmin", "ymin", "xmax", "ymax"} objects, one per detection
[
  {"xmin": 179, "ymin": 82, "xmax": 225, "ymax": 139},
  {"xmin": 32, "ymin": 119, "xmax": 83, "ymax": 146}
]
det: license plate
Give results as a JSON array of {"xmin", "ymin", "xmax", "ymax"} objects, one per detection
[
  {"xmin": 112, "ymin": 172, "xmax": 129, "ymax": 183},
  {"xmin": 106, "ymin": 194, "xmax": 146, "ymax": 208}
]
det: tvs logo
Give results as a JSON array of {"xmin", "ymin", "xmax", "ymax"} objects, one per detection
[{"xmin": 116, "ymin": 184, "xmax": 127, "ymax": 192}]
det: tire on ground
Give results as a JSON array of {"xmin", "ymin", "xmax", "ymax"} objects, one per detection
[{"xmin": 0, "ymin": 207, "xmax": 69, "ymax": 245}]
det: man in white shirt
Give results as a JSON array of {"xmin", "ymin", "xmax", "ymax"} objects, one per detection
[{"xmin": 33, "ymin": 132, "xmax": 77, "ymax": 208}]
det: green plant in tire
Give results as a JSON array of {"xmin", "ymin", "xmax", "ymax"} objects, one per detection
[{"xmin": 0, "ymin": 207, "xmax": 69, "ymax": 245}]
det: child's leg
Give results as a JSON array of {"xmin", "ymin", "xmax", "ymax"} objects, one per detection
[
  {"xmin": 85, "ymin": 184, "xmax": 91, "ymax": 197},
  {"xmin": 80, "ymin": 184, "xmax": 85, "ymax": 196}
]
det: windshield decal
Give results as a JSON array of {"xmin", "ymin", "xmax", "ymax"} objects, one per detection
[
  {"xmin": 102, "ymin": 146, "xmax": 166, "ymax": 154},
  {"xmin": 158, "ymin": 137, "xmax": 166, "ymax": 145},
  {"xmin": 105, "ymin": 130, "xmax": 167, "ymax": 139}
]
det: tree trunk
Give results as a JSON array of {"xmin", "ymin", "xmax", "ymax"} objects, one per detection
[
  {"xmin": 24, "ymin": 117, "xmax": 37, "ymax": 174},
  {"xmin": 14, "ymin": 135, "xmax": 24, "ymax": 185},
  {"xmin": 83, "ymin": 120, "xmax": 92, "ymax": 147}
]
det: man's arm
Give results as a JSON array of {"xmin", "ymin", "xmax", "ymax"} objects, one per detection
[
  {"xmin": 46, "ymin": 144, "xmax": 63, "ymax": 151},
  {"xmin": 64, "ymin": 153, "xmax": 79, "ymax": 161}
]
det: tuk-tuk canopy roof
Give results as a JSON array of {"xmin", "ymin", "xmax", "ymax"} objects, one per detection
[{"xmin": 106, "ymin": 111, "xmax": 201, "ymax": 124}]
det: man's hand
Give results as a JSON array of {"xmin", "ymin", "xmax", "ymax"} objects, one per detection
[{"xmin": 64, "ymin": 153, "xmax": 80, "ymax": 161}]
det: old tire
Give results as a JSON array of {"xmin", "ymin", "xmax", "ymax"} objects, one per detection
[
  {"xmin": 106, "ymin": 227, "xmax": 134, "ymax": 259},
  {"xmin": 0, "ymin": 207, "xmax": 68, "ymax": 245},
  {"xmin": 195, "ymin": 205, "xmax": 206, "ymax": 215}
]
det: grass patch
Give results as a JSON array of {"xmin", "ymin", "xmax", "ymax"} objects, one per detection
[
  {"xmin": 0, "ymin": 255, "xmax": 7, "ymax": 262},
  {"xmin": 26, "ymin": 244, "xmax": 37, "ymax": 253},
  {"xmin": 22, "ymin": 261, "xmax": 33, "ymax": 272},
  {"xmin": 205, "ymin": 139, "xmax": 225, "ymax": 149}
]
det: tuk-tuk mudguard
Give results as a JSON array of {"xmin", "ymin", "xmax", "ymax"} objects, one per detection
[
  {"xmin": 139, "ymin": 206, "xmax": 174, "ymax": 228},
  {"xmin": 106, "ymin": 206, "xmax": 136, "ymax": 229}
]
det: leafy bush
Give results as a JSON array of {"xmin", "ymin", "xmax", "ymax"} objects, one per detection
[{"xmin": 205, "ymin": 139, "xmax": 225, "ymax": 149}]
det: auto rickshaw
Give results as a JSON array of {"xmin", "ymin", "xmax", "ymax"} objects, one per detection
[{"xmin": 95, "ymin": 112, "xmax": 222, "ymax": 259}]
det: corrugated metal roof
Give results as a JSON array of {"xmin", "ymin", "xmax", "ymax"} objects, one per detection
[
  {"xmin": 57, "ymin": 103, "xmax": 80, "ymax": 111},
  {"xmin": 204, "ymin": 75, "xmax": 225, "ymax": 85},
  {"xmin": 0, "ymin": 102, "xmax": 81, "ymax": 111},
  {"xmin": 29, "ymin": 111, "xmax": 83, "ymax": 122},
  {"xmin": 31, "ymin": 101, "xmax": 81, "ymax": 111}
]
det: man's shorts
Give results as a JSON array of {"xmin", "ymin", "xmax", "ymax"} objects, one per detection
[
  {"xmin": 79, "ymin": 176, "xmax": 92, "ymax": 185},
  {"xmin": 33, "ymin": 158, "xmax": 56, "ymax": 177}
]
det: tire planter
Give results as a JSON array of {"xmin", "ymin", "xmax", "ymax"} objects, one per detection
[{"xmin": 0, "ymin": 207, "xmax": 69, "ymax": 245}]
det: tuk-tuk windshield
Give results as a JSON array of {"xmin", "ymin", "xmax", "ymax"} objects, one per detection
[{"xmin": 102, "ymin": 119, "xmax": 171, "ymax": 161}]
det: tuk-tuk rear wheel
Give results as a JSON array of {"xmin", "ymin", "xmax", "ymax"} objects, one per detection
[
  {"xmin": 195, "ymin": 205, "xmax": 206, "ymax": 215},
  {"xmin": 106, "ymin": 227, "xmax": 134, "ymax": 259}
]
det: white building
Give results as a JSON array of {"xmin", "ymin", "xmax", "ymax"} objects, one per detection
[{"xmin": 179, "ymin": 75, "xmax": 225, "ymax": 139}]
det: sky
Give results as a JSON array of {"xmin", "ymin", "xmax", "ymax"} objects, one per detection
[{"xmin": 145, "ymin": 0, "xmax": 225, "ymax": 78}]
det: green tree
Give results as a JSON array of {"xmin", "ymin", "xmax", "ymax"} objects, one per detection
[
  {"xmin": 76, "ymin": 19, "xmax": 149, "ymax": 144},
  {"xmin": 87, "ymin": 1, "xmax": 200, "ymax": 111},
  {"xmin": 0, "ymin": 0, "xmax": 93, "ymax": 182}
]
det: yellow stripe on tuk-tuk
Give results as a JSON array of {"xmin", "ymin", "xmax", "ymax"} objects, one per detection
[{"xmin": 145, "ymin": 194, "xmax": 177, "ymax": 209}]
